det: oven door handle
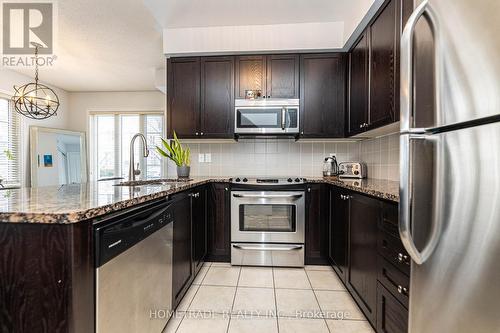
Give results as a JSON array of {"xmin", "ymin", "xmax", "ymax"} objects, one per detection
[
  {"xmin": 232, "ymin": 244, "xmax": 303, "ymax": 251},
  {"xmin": 232, "ymin": 194, "xmax": 303, "ymax": 199}
]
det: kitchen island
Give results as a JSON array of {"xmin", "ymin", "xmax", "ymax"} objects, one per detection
[{"xmin": 0, "ymin": 177, "xmax": 399, "ymax": 333}]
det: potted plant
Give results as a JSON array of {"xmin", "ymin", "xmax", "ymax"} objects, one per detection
[
  {"xmin": 0, "ymin": 150, "xmax": 13, "ymax": 188},
  {"xmin": 156, "ymin": 132, "xmax": 191, "ymax": 178}
]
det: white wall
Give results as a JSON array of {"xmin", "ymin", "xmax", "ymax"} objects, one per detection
[
  {"xmin": 163, "ymin": 22, "xmax": 344, "ymax": 55},
  {"xmin": 0, "ymin": 68, "xmax": 70, "ymax": 186},
  {"xmin": 67, "ymin": 91, "xmax": 165, "ymax": 132}
]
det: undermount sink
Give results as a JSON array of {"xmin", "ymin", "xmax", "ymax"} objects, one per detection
[{"xmin": 114, "ymin": 179, "xmax": 193, "ymax": 187}]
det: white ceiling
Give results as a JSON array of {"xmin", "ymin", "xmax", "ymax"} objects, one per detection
[
  {"xmin": 12, "ymin": 0, "xmax": 164, "ymax": 92},
  {"xmin": 10, "ymin": 0, "xmax": 374, "ymax": 92}
]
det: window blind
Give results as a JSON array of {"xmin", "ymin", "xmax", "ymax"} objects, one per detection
[{"xmin": 0, "ymin": 96, "xmax": 21, "ymax": 185}]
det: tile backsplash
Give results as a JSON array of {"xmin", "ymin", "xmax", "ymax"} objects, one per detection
[{"xmin": 165, "ymin": 134, "xmax": 400, "ymax": 181}]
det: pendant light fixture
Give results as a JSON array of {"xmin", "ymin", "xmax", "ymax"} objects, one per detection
[{"xmin": 12, "ymin": 43, "xmax": 60, "ymax": 120}]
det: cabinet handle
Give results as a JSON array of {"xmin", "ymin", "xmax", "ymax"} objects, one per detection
[
  {"xmin": 200, "ymin": 132, "xmax": 204, "ymax": 136},
  {"xmin": 195, "ymin": 132, "xmax": 199, "ymax": 136},
  {"xmin": 224, "ymin": 187, "xmax": 229, "ymax": 191},
  {"xmin": 397, "ymin": 285, "xmax": 409, "ymax": 295},
  {"xmin": 397, "ymin": 252, "xmax": 410, "ymax": 264},
  {"xmin": 307, "ymin": 188, "xmax": 311, "ymax": 193}
]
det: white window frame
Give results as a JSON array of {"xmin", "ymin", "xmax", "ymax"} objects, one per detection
[
  {"xmin": 88, "ymin": 110, "xmax": 166, "ymax": 181},
  {"xmin": 0, "ymin": 92, "xmax": 21, "ymax": 187}
]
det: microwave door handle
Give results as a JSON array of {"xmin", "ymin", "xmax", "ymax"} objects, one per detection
[{"xmin": 281, "ymin": 107, "xmax": 286, "ymax": 130}]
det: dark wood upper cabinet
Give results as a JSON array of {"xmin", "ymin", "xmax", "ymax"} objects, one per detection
[
  {"xmin": 347, "ymin": 193, "xmax": 380, "ymax": 325},
  {"xmin": 266, "ymin": 54, "xmax": 300, "ymax": 98},
  {"xmin": 200, "ymin": 56, "xmax": 234, "ymax": 138},
  {"xmin": 328, "ymin": 186, "xmax": 349, "ymax": 282},
  {"xmin": 300, "ymin": 53, "xmax": 346, "ymax": 138},
  {"xmin": 305, "ymin": 184, "xmax": 328, "ymax": 265},
  {"xmin": 235, "ymin": 55, "xmax": 266, "ymax": 98},
  {"xmin": 167, "ymin": 57, "xmax": 201, "ymax": 138},
  {"xmin": 348, "ymin": 0, "xmax": 414, "ymax": 136},
  {"xmin": 369, "ymin": 0, "xmax": 397, "ymax": 128},
  {"xmin": 207, "ymin": 183, "xmax": 231, "ymax": 262},
  {"xmin": 348, "ymin": 32, "xmax": 370, "ymax": 135},
  {"xmin": 235, "ymin": 54, "xmax": 299, "ymax": 99}
]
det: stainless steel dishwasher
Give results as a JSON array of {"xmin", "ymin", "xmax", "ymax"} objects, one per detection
[{"xmin": 94, "ymin": 198, "xmax": 175, "ymax": 333}]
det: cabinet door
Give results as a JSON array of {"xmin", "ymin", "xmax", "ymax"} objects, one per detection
[
  {"xmin": 266, "ymin": 54, "xmax": 299, "ymax": 98},
  {"xmin": 200, "ymin": 57, "xmax": 234, "ymax": 138},
  {"xmin": 347, "ymin": 193, "xmax": 380, "ymax": 324},
  {"xmin": 300, "ymin": 53, "xmax": 346, "ymax": 138},
  {"xmin": 235, "ymin": 55, "xmax": 266, "ymax": 99},
  {"xmin": 328, "ymin": 187, "xmax": 349, "ymax": 282},
  {"xmin": 376, "ymin": 283, "xmax": 409, "ymax": 333},
  {"xmin": 207, "ymin": 183, "xmax": 231, "ymax": 262},
  {"xmin": 369, "ymin": 0, "xmax": 397, "ymax": 128},
  {"xmin": 167, "ymin": 57, "xmax": 200, "ymax": 138},
  {"xmin": 192, "ymin": 187, "xmax": 207, "ymax": 273},
  {"xmin": 348, "ymin": 33, "xmax": 369, "ymax": 135},
  {"xmin": 305, "ymin": 184, "xmax": 328, "ymax": 265},
  {"xmin": 172, "ymin": 193, "xmax": 193, "ymax": 308}
]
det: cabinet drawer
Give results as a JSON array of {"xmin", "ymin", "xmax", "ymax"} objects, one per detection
[
  {"xmin": 376, "ymin": 282, "xmax": 408, "ymax": 333},
  {"xmin": 380, "ymin": 203, "xmax": 399, "ymax": 238},
  {"xmin": 377, "ymin": 256, "xmax": 409, "ymax": 308},
  {"xmin": 377, "ymin": 231, "xmax": 410, "ymax": 276}
]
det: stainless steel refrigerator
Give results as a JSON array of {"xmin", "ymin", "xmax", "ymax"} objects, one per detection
[{"xmin": 399, "ymin": 0, "xmax": 500, "ymax": 332}]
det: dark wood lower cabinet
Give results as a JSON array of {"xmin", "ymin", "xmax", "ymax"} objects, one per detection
[
  {"xmin": 305, "ymin": 184, "xmax": 328, "ymax": 265},
  {"xmin": 328, "ymin": 186, "xmax": 349, "ymax": 282},
  {"xmin": 172, "ymin": 192, "xmax": 194, "ymax": 308},
  {"xmin": 206, "ymin": 183, "xmax": 231, "ymax": 262},
  {"xmin": 0, "ymin": 222, "xmax": 94, "ymax": 333},
  {"xmin": 192, "ymin": 187, "xmax": 207, "ymax": 273},
  {"xmin": 347, "ymin": 193, "xmax": 380, "ymax": 324},
  {"xmin": 377, "ymin": 283, "xmax": 409, "ymax": 333}
]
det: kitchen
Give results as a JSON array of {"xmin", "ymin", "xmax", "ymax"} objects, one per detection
[{"xmin": 0, "ymin": 0, "xmax": 499, "ymax": 333}]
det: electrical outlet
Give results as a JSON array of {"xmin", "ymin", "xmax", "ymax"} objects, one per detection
[
  {"xmin": 205, "ymin": 153, "xmax": 212, "ymax": 163},
  {"xmin": 198, "ymin": 153, "xmax": 205, "ymax": 163}
]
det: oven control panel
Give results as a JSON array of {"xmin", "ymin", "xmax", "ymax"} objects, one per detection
[{"xmin": 231, "ymin": 177, "xmax": 307, "ymax": 185}]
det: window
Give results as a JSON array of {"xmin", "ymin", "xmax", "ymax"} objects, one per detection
[
  {"xmin": 0, "ymin": 96, "xmax": 20, "ymax": 186},
  {"xmin": 89, "ymin": 112, "xmax": 164, "ymax": 180}
]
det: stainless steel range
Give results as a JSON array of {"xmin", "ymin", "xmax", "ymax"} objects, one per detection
[{"xmin": 230, "ymin": 177, "xmax": 306, "ymax": 267}]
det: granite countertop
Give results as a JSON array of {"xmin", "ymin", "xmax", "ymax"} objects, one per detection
[
  {"xmin": 311, "ymin": 177, "xmax": 400, "ymax": 203},
  {"xmin": 0, "ymin": 177, "xmax": 398, "ymax": 224}
]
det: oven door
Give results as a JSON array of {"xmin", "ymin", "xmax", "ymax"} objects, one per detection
[{"xmin": 231, "ymin": 191, "xmax": 305, "ymax": 243}]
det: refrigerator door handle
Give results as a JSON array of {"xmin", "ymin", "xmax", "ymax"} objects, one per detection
[
  {"xmin": 400, "ymin": 0, "xmax": 439, "ymax": 134},
  {"xmin": 399, "ymin": 134, "xmax": 443, "ymax": 265}
]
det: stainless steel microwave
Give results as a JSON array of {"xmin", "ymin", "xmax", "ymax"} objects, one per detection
[{"xmin": 234, "ymin": 99, "xmax": 300, "ymax": 135}]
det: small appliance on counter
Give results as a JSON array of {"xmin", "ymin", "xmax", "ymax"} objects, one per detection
[
  {"xmin": 338, "ymin": 162, "xmax": 367, "ymax": 179},
  {"xmin": 323, "ymin": 155, "xmax": 340, "ymax": 177}
]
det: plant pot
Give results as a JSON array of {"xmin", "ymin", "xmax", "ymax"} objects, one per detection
[{"xmin": 177, "ymin": 166, "xmax": 191, "ymax": 179}]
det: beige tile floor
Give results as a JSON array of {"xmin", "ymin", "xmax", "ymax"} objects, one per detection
[{"xmin": 163, "ymin": 263, "xmax": 375, "ymax": 333}]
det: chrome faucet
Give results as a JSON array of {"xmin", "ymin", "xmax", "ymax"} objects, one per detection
[{"xmin": 128, "ymin": 133, "xmax": 150, "ymax": 182}]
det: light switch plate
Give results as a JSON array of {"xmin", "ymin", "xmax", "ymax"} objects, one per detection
[
  {"xmin": 198, "ymin": 153, "xmax": 205, "ymax": 163},
  {"xmin": 205, "ymin": 153, "xmax": 212, "ymax": 163}
]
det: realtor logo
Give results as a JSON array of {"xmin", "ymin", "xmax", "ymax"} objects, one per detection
[{"xmin": 2, "ymin": 2, "xmax": 53, "ymax": 54}]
